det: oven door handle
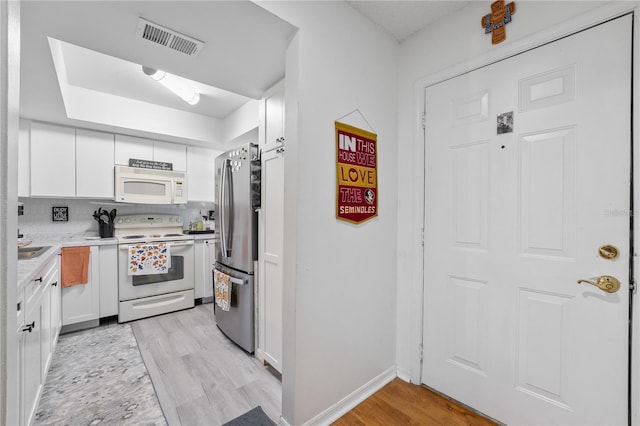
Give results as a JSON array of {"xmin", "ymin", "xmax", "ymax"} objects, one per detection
[{"xmin": 118, "ymin": 241, "xmax": 194, "ymax": 251}]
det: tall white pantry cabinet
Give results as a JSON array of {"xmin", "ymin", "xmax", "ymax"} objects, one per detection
[{"xmin": 257, "ymin": 80, "xmax": 285, "ymax": 373}]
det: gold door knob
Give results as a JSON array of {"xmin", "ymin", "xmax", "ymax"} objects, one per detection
[{"xmin": 577, "ymin": 275, "xmax": 621, "ymax": 293}]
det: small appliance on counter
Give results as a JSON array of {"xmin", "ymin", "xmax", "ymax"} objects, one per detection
[{"xmin": 92, "ymin": 207, "xmax": 117, "ymax": 238}]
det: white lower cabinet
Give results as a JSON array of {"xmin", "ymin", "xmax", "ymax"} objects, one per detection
[
  {"xmin": 98, "ymin": 245, "xmax": 118, "ymax": 317},
  {"xmin": 194, "ymin": 239, "xmax": 216, "ymax": 299},
  {"xmin": 18, "ymin": 254, "xmax": 60, "ymax": 426},
  {"xmin": 62, "ymin": 246, "xmax": 100, "ymax": 326}
]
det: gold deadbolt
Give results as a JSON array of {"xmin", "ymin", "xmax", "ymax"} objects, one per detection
[
  {"xmin": 577, "ymin": 275, "xmax": 621, "ymax": 293},
  {"xmin": 598, "ymin": 245, "xmax": 619, "ymax": 260}
]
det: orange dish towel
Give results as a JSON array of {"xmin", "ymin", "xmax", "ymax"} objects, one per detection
[{"xmin": 61, "ymin": 246, "xmax": 90, "ymax": 287}]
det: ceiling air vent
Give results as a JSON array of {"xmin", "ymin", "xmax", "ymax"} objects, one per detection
[{"xmin": 136, "ymin": 18, "xmax": 204, "ymax": 57}]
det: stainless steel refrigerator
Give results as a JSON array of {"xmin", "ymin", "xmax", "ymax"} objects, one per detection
[{"xmin": 213, "ymin": 143, "xmax": 260, "ymax": 353}]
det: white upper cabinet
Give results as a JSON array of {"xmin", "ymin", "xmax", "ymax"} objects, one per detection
[
  {"xmin": 115, "ymin": 135, "xmax": 187, "ymax": 171},
  {"xmin": 30, "ymin": 122, "xmax": 76, "ymax": 197},
  {"xmin": 263, "ymin": 80, "xmax": 284, "ymax": 146},
  {"xmin": 187, "ymin": 146, "xmax": 221, "ymax": 202},
  {"xmin": 18, "ymin": 119, "xmax": 31, "ymax": 197},
  {"xmin": 114, "ymin": 134, "xmax": 153, "ymax": 165},
  {"xmin": 154, "ymin": 141, "xmax": 187, "ymax": 171},
  {"xmin": 76, "ymin": 129, "xmax": 115, "ymax": 198}
]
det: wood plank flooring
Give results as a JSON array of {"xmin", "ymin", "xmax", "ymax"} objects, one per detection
[
  {"xmin": 131, "ymin": 303, "xmax": 282, "ymax": 426},
  {"xmin": 333, "ymin": 378, "xmax": 498, "ymax": 426}
]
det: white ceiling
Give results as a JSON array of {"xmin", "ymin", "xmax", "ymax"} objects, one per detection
[
  {"xmin": 20, "ymin": 1, "xmax": 470, "ymax": 144},
  {"xmin": 347, "ymin": 1, "xmax": 472, "ymax": 42}
]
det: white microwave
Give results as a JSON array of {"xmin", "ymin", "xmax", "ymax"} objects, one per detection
[{"xmin": 114, "ymin": 165, "xmax": 188, "ymax": 204}]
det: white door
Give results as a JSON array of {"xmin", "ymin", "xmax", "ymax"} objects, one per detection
[
  {"xmin": 258, "ymin": 144, "xmax": 284, "ymax": 373},
  {"xmin": 423, "ymin": 16, "xmax": 632, "ymax": 425}
]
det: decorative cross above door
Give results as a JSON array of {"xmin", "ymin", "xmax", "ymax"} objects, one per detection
[{"xmin": 481, "ymin": 0, "xmax": 516, "ymax": 45}]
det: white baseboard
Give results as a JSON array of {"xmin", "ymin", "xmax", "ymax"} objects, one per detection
[
  {"xmin": 301, "ymin": 366, "xmax": 397, "ymax": 425},
  {"xmin": 395, "ymin": 366, "xmax": 411, "ymax": 383}
]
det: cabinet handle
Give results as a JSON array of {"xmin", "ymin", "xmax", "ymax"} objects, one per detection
[
  {"xmin": 34, "ymin": 277, "xmax": 43, "ymax": 283},
  {"xmin": 17, "ymin": 302, "xmax": 21, "ymax": 312},
  {"xmin": 52, "ymin": 281, "xmax": 58, "ymax": 287},
  {"xmin": 22, "ymin": 321, "xmax": 35, "ymax": 333}
]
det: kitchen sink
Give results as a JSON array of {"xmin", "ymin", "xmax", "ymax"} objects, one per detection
[{"xmin": 18, "ymin": 246, "xmax": 51, "ymax": 260}]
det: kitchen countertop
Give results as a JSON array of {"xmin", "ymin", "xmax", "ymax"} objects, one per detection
[
  {"xmin": 17, "ymin": 232, "xmax": 218, "ymax": 291},
  {"xmin": 17, "ymin": 233, "xmax": 118, "ymax": 292},
  {"xmin": 190, "ymin": 233, "xmax": 217, "ymax": 240}
]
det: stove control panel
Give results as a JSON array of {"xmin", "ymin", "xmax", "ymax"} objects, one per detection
[{"xmin": 114, "ymin": 214, "xmax": 183, "ymax": 228}]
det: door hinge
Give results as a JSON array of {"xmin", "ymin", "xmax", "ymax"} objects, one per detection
[
  {"xmin": 421, "ymin": 228, "xmax": 425, "ymax": 247},
  {"xmin": 419, "ymin": 343, "xmax": 424, "ymax": 363},
  {"xmin": 421, "ymin": 112, "xmax": 426, "ymax": 130},
  {"xmin": 631, "ymin": 279, "xmax": 637, "ymax": 294}
]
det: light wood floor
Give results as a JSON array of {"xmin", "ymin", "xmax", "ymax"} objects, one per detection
[
  {"xmin": 333, "ymin": 378, "xmax": 497, "ymax": 426},
  {"xmin": 131, "ymin": 303, "xmax": 282, "ymax": 425},
  {"xmin": 133, "ymin": 304, "xmax": 495, "ymax": 426}
]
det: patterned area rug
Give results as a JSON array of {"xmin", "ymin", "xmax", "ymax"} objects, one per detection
[{"xmin": 33, "ymin": 324, "xmax": 166, "ymax": 426}]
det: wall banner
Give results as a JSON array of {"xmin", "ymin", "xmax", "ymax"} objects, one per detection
[{"xmin": 335, "ymin": 121, "xmax": 378, "ymax": 224}]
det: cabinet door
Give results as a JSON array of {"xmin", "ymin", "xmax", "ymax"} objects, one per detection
[
  {"xmin": 98, "ymin": 245, "xmax": 118, "ymax": 317},
  {"xmin": 62, "ymin": 246, "xmax": 100, "ymax": 325},
  {"xmin": 194, "ymin": 240, "xmax": 206, "ymax": 299},
  {"xmin": 195, "ymin": 239, "xmax": 216, "ymax": 299},
  {"xmin": 257, "ymin": 147, "xmax": 284, "ymax": 373},
  {"xmin": 30, "ymin": 122, "xmax": 76, "ymax": 197},
  {"xmin": 265, "ymin": 90, "xmax": 284, "ymax": 146},
  {"xmin": 16, "ymin": 324, "xmax": 24, "ymax": 426},
  {"xmin": 22, "ymin": 303, "xmax": 43, "ymax": 426},
  {"xmin": 40, "ymin": 283, "xmax": 52, "ymax": 379},
  {"xmin": 187, "ymin": 146, "xmax": 220, "ymax": 202},
  {"xmin": 50, "ymin": 268, "xmax": 61, "ymax": 349},
  {"xmin": 114, "ymin": 134, "xmax": 153, "ymax": 165},
  {"xmin": 76, "ymin": 129, "xmax": 115, "ymax": 198},
  {"xmin": 204, "ymin": 239, "xmax": 215, "ymax": 298},
  {"xmin": 154, "ymin": 141, "xmax": 187, "ymax": 171},
  {"xmin": 18, "ymin": 119, "xmax": 30, "ymax": 197}
]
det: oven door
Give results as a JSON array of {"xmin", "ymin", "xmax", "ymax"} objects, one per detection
[{"xmin": 118, "ymin": 240, "xmax": 194, "ymax": 301}]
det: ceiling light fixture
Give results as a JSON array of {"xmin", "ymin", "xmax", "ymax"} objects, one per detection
[{"xmin": 142, "ymin": 66, "xmax": 200, "ymax": 105}]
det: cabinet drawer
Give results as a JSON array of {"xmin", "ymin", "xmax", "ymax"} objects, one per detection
[{"xmin": 25, "ymin": 258, "xmax": 57, "ymax": 310}]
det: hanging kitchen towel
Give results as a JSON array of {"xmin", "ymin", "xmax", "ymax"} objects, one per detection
[
  {"xmin": 61, "ymin": 246, "xmax": 90, "ymax": 287},
  {"xmin": 128, "ymin": 243, "xmax": 171, "ymax": 276},
  {"xmin": 214, "ymin": 270, "xmax": 231, "ymax": 311}
]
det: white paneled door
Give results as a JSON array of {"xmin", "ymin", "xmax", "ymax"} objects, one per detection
[{"xmin": 423, "ymin": 16, "xmax": 631, "ymax": 425}]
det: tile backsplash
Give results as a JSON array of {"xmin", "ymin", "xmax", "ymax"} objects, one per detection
[{"xmin": 19, "ymin": 198, "xmax": 215, "ymax": 237}]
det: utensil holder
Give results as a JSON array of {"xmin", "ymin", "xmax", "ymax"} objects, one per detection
[{"xmin": 99, "ymin": 223, "xmax": 114, "ymax": 238}]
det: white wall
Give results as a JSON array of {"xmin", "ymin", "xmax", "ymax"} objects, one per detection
[
  {"xmin": 395, "ymin": 0, "xmax": 629, "ymax": 382},
  {"xmin": 221, "ymin": 99, "xmax": 259, "ymax": 144},
  {"xmin": 0, "ymin": 1, "xmax": 21, "ymax": 424},
  {"xmin": 17, "ymin": 198, "xmax": 213, "ymax": 238},
  {"xmin": 257, "ymin": 2, "xmax": 399, "ymax": 424}
]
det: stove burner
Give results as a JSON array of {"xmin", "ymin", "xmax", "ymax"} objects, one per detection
[{"xmin": 122, "ymin": 235, "xmax": 145, "ymax": 239}]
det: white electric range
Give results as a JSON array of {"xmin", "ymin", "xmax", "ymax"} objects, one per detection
[{"xmin": 115, "ymin": 214, "xmax": 194, "ymax": 322}]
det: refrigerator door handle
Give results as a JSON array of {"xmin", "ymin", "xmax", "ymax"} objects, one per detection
[
  {"xmin": 220, "ymin": 158, "xmax": 232, "ymax": 257},
  {"xmin": 214, "ymin": 269, "xmax": 247, "ymax": 286}
]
